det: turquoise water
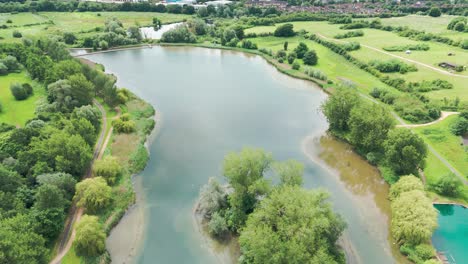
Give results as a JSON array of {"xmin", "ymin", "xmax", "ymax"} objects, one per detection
[
  {"xmin": 432, "ymin": 204, "xmax": 468, "ymax": 264},
  {"xmin": 85, "ymin": 47, "xmax": 401, "ymax": 264}
]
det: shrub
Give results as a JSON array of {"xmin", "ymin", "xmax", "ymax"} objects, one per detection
[
  {"xmin": 0, "ymin": 63, "xmax": 7, "ymax": 75},
  {"xmin": 454, "ymin": 22, "xmax": 465, "ymax": 32},
  {"xmin": 334, "ymin": 30, "xmax": 364, "ymax": 39},
  {"xmin": 208, "ymin": 212, "xmax": 228, "ymax": 237},
  {"xmin": 1, "ymin": 55, "xmax": 20, "ymax": 72},
  {"xmin": 294, "ymin": 42, "xmax": 308, "ymax": 59},
  {"xmin": 273, "ymin": 23, "xmax": 294, "ymax": 37},
  {"xmin": 161, "ymin": 25, "xmax": 196, "ymax": 43},
  {"xmin": 113, "ymin": 119, "xmax": 136, "ymax": 133},
  {"xmin": 287, "ymin": 51, "xmax": 296, "ymax": 64},
  {"xmin": 93, "ymin": 156, "xmax": 122, "ymax": 185},
  {"xmin": 10, "ymin": 83, "xmax": 31, "ymax": 100},
  {"xmin": 450, "ymin": 117, "xmax": 468, "ymax": 135},
  {"xmin": 340, "ymin": 21, "xmax": 369, "ymax": 29},
  {"xmin": 63, "ymin": 32, "xmax": 77, "ymax": 45},
  {"xmin": 369, "ymin": 59, "xmax": 417, "ymax": 74},
  {"xmin": 430, "ymin": 173, "xmax": 462, "ymax": 197},
  {"xmin": 276, "ymin": 50, "xmax": 286, "ymax": 60},
  {"xmin": 389, "ymin": 175, "xmax": 424, "ymax": 201},
  {"xmin": 241, "ymin": 40, "xmax": 257, "ymax": 50},
  {"xmin": 383, "ymin": 44, "xmax": 430, "ymax": 52},
  {"xmin": 292, "ymin": 61, "xmax": 300, "ymax": 70},
  {"xmin": 460, "ymin": 39, "xmax": 468, "ymax": 49},
  {"xmin": 99, "ymin": 40, "xmax": 108, "ymax": 50},
  {"xmin": 304, "ymin": 68, "xmax": 327, "ymax": 81},
  {"xmin": 341, "ymin": 41, "xmax": 360, "ymax": 51},
  {"xmin": 12, "ymin": 30, "xmax": 22, "ymax": 38},
  {"xmin": 428, "ymin": 7, "xmax": 441, "ymax": 17},
  {"xmin": 303, "ymin": 50, "xmax": 318, "ymax": 65}
]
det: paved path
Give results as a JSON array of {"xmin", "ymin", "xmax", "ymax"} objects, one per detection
[
  {"xmin": 315, "ymin": 33, "xmax": 468, "ymax": 78},
  {"xmin": 397, "ymin": 111, "xmax": 459, "ymax": 128},
  {"xmin": 50, "ymin": 100, "xmax": 108, "ymax": 264}
]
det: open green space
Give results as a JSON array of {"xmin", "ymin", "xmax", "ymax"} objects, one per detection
[
  {"xmin": 0, "ymin": 12, "xmax": 190, "ymax": 42},
  {"xmin": 414, "ymin": 115, "xmax": 468, "ymax": 178},
  {"xmin": 0, "ymin": 71, "xmax": 46, "ymax": 126}
]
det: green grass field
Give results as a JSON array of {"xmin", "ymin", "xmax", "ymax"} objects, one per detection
[
  {"xmin": 0, "ymin": 12, "xmax": 190, "ymax": 43},
  {"xmin": 414, "ymin": 115, "xmax": 468, "ymax": 178},
  {"xmin": 246, "ymin": 21, "xmax": 468, "ymax": 100},
  {"xmin": 0, "ymin": 71, "xmax": 46, "ymax": 126}
]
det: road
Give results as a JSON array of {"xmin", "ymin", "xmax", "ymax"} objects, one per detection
[
  {"xmin": 50, "ymin": 99, "xmax": 108, "ymax": 264},
  {"xmin": 315, "ymin": 33, "xmax": 468, "ymax": 78}
]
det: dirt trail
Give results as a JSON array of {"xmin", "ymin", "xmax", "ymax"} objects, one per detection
[{"xmin": 50, "ymin": 100, "xmax": 112, "ymax": 264}]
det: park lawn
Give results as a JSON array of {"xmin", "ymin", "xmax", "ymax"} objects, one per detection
[
  {"xmin": 415, "ymin": 115, "xmax": 468, "ymax": 179},
  {"xmin": 0, "ymin": 12, "xmax": 49, "ymax": 26},
  {"xmin": 0, "ymin": 71, "xmax": 46, "ymax": 126},
  {"xmin": 374, "ymin": 15, "xmax": 467, "ymax": 41},
  {"xmin": 62, "ymin": 246, "xmax": 81, "ymax": 264},
  {"xmin": 250, "ymin": 36, "xmax": 400, "ymax": 95}
]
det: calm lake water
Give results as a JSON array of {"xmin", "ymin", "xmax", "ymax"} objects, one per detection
[
  {"xmin": 432, "ymin": 204, "xmax": 468, "ymax": 264},
  {"xmin": 84, "ymin": 47, "xmax": 403, "ymax": 264}
]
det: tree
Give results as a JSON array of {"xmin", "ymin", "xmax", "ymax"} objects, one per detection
[
  {"xmin": 1, "ymin": 55, "xmax": 20, "ymax": 72},
  {"xmin": 239, "ymin": 186, "xmax": 346, "ymax": 264},
  {"xmin": 430, "ymin": 173, "xmax": 462, "ymax": 197},
  {"xmin": 389, "ymin": 175, "xmax": 424, "ymax": 201},
  {"xmin": 10, "ymin": 82, "xmax": 30, "ymax": 100},
  {"xmin": 66, "ymin": 117, "xmax": 96, "ymax": 146},
  {"xmin": 208, "ymin": 212, "xmax": 228, "ymax": 237},
  {"xmin": 0, "ymin": 63, "xmax": 7, "ymax": 75},
  {"xmin": 68, "ymin": 73, "xmax": 94, "ymax": 107},
  {"xmin": 283, "ymin": 41, "xmax": 288, "ymax": 51},
  {"xmin": 74, "ymin": 177, "xmax": 112, "ymax": 213},
  {"xmin": 47, "ymin": 80, "xmax": 75, "ymax": 112},
  {"xmin": 287, "ymin": 51, "xmax": 296, "ymax": 64},
  {"xmin": 0, "ymin": 214, "xmax": 48, "ymax": 264},
  {"xmin": 198, "ymin": 177, "xmax": 227, "ymax": 218},
  {"xmin": 449, "ymin": 117, "xmax": 468, "ymax": 136},
  {"xmin": 348, "ymin": 103, "xmax": 394, "ymax": 153},
  {"xmin": 273, "ymin": 23, "xmax": 294, "ymax": 37},
  {"xmin": 223, "ymin": 148, "xmax": 272, "ymax": 230},
  {"xmin": 454, "ymin": 22, "xmax": 465, "ymax": 32},
  {"xmin": 63, "ymin": 32, "xmax": 77, "ymax": 45},
  {"xmin": 71, "ymin": 105, "xmax": 102, "ymax": 131},
  {"xmin": 36, "ymin": 172, "xmax": 76, "ymax": 200},
  {"xmin": 322, "ymin": 85, "xmax": 360, "ymax": 132},
  {"xmin": 152, "ymin": 17, "xmax": 162, "ymax": 30},
  {"xmin": 34, "ymin": 184, "xmax": 68, "ymax": 211},
  {"xmin": 127, "ymin": 26, "xmax": 142, "ymax": 42},
  {"xmin": 273, "ymin": 160, "xmax": 303, "ymax": 186},
  {"xmin": 391, "ymin": 190, "xmax": 437, "ymax": 245},
  {"xmin": 30, "ymin": 207, "xmax": 66, "ymax": 241},
  {"xmin": 294, "ymin": 42, "xmax": 309, "ymax": 59},
  {"xmin": 161, "ymin": 25, "xmax": 196, "ymax": 43},
  {"xmin": 93, "ymin": 156, "xmax": 122, "ymax": 185},
  {"xmin": 303, "ymin": 50, "xmax": 318, "ymax": 66},
  {"xmin": 12, "ymin": 30, "xmax": 22, "ymax": 38},
  {"xmin": 428, "ymin": 7, "xmax": 441, "ymax": 17},
  {"xmin": 384, "ymin": 129, "xmax": 427, "ymax": 175},
  {"xmin": 74, "ymin": 215, "xmax": 106, "ymax": 257}
]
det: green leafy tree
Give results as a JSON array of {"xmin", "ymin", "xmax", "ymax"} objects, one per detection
[
  {"xmin": 450, "ymin": 117, "xmax": 468, "ymax": 136},
  {"xmin": 74, "ymin": 177, "xmax": 112, "ymax": 213},
  {"xmin": 93, "ymin": 156, "xmax": 122, "ymax": 185},
  {"xmin": 321, "ymin": 85, "xmax": 360, "ymax": 132},
  {"xmin": 348, "ymin": 103, "xmax": 394, "ymax": 153},
  {"xmin": 63, "ymin": 32, "xmax": 77, "ymax": 45},
  {"xmin": 30, "ymin": 207, "xmax": 66, "ymax": 241},
  {"xmin": 283, "ymin": 41, "xmax": 288, "ymax": 51},
  {"xmin": 208, "ymin": 212, "xmax": 228, "ymax": 237},
  {"xmin": 34, "ymin": 184, "xmax": 68, "ymax": 211},
  {"xmin": 239, "ymin": 186, "xmax": 346, "ymax": 264},
  {"xmin": 287, "ymin": 51, "xmax": 296, "ymax": 64},
  {"xmin": 223, "ymin": 148, "xmax": 272, "ymax": 230},
  {"xmin": 273, "ymin": 23, "xmax": 294, "ymax": 37},
  {"xmin": 36, "ymin": 172, "xmax": 76, "ymax": 200},
  {"xmin": 74, "ymin": 215, "xmax": 106, "ymax": 257},
  {"xmin": 273, "ymin": 160, "xmax": 304, "ymax": 186},
  {"xmin": 153, "ymin": 17, "xmax": 162, "ymax": 30},
  {"xmin": 1, "ymin": 55, "xmax": 20, "ymax": 72},
  {"xmin": 430, "ymin": 173, "xmax": 462, "ymax": 197},
  {"xmin": 66, "ymin": 117, "xmax": 96, "ymax": 146},
  {"xmin": 391, "ymin": 190, "xmax": 437, "ymax": 245},
  {"xmin": 294, "ymin": 42, "xmax": 309, "ymax": 59},
  {"xmin": 68, "ymin": 73, "xmax": 94, "ymax": 107},
  {"xmin": 0, "ymin": 214, "xmax": 48, "ymax": 264},
  {"xmin": 389, "ymin": 175, "xmax": 424, "ymax": 201},
  {"xmin": 428, "ymin": 7, "xmax": 441, "ymax": 17},
  {"xmin": 71, "ymin": 105, "xmax": 102, "ymax": 131},
  {"xmin": 303, "ymin": 50, "xmax": 318, "ymax": 66},
  {"xmin": 384, "ymin": 129, "xmax": 427, "ymax": 175},
  {"xmin": 10, "ymin": 82, "xmax": 29, "ymax": 100},
  {"xmin": 127, "ymin": 26, "xmax": 142, "ymax": 42}
]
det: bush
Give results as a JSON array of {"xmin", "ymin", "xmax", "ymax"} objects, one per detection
[
  {"xmin": 208, "ymin": 212, "xmax": 228, "ymax": 237},
  {"xmin": 287, "ymin": 52, "xmax": 296, "ymax": 64},
  {"xmin": 12, "ymin": 30, "xmax": 22, "ymax": 38},
  {"xmin": 276, "ymin": 50, "xmax": 286, "ymax": 60},
  {"xmin": 383, "ymin": 44, "xmax": 430, "ymax": 52},
  {"xmin": 63, "ymin": 32, "xmax": 77, "ymax": 45},
  {"xmin": 341, "ymin": 41, "xmax": 360, "ymax": 51},
  {"xmin": 10, "ymin": 83, "xmax": 32, "ymax": 101},
  {"xmin": 273, "ymin": 23, "xmax": 294, "ymax": 37},
  {"xmin": 430, "ymin": 173, "xmax": 462, "ymax": 197},
  {"xmin": 450, "ymin": 117, "xmax": 468, "ymax": 136},
  {"xmin": 294, "ymin": 42, "xmax": 308, "ymax": 59},
  {"xmin": 0, "ymin": 63, "xmax": 7, "ymax": 75},
  {"xmin": 304, "ymin": 68, "xmax": 327, "ymax": 81},
  {"xmin": 292, "ymin": 61, "xmax": 300, "ymax": 70},
  {"xmin": 241, "ymin": 40, "xmax": 257, "ymax": 50},
  {"xmin": 161, "ymin": 25, "xmax": 196, "ymax": 43},
  {"xmin": 389, "ymin": 175, "xmax": 424, "ymax": 201},
  {"xmin": 369, "ymin": 59, "xmax": 417, "ymax": 74},
  {"xmin": 303, "ymin": 50, "xmax": 318, "ymax": 65},
  {"xmin": 113, "ymin": 119, "xmax": 136, "ymax": 133},
  {"xmin": 428, "ymin": 7, "xmax": 441, "ymax": 17},
  {"xmin": 334, "ymin": 30, "xmax": 364, "ymax": 39}
]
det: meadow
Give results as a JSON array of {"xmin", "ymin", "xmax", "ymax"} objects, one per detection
[
  {"xmin": 0, "ymin": 12, "xmax": 190, "ymax": 42},
  {"xmin": 0, "ymin": 71, "xmax": 45, "ymax": 126}
]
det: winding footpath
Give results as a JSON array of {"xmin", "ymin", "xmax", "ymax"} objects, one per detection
[
  {"xmin": 50, "ymin": 99, "xmax": 110, "ymax": 264},
  {"xmin": 315, "ymin": 33, "xmax": 468, "ymax": 78}
]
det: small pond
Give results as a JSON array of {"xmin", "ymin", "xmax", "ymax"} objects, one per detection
[{"xmin": 432, "ymin": 204, "xmax": 468, "ymax": 264}]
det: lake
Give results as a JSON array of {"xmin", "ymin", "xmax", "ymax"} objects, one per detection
[
  {"xmin": 432, "ymin": 204, "xmax": 468, "ymax": 264},
  {"xmin": 84, "ymin": 46, "xmax": 404, "ymax": 264}
]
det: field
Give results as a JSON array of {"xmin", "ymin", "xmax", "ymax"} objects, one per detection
[
  {"xmin": 0, "ymin": 12, "xmax": 190, "ymax": 42},
  {"xmin": 415, "ymin": 115, "xmax": 468, "ymax": 178},
  {"xmin": 0, "ymin": 71, "xmax": 46, "ymax": 126},
  {"xmin": 246, "ymin": 21, "xmax": 468, "ymax": 100}
]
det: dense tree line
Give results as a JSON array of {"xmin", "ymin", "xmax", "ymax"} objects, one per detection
[
  {"xmin": 197, "ymin": 148, "xmax": 346, "ymax": 263},
  {"xmin": 0, "ymin": 39, "xmax": 124, "ymax": 263},
  {"xmin": 322, "ymin": 85, "xmax": 427, "ymax": 179}
]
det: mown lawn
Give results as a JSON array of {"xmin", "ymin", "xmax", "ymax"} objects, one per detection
[
  {"xmin": 0, "ymin": 71, "xmax": 46, "ymax": 126},
  {"xmin": 415, "ymin": 115, "xmax": 468, "ymax": 178},
  {"xmin": 246, "ymin": 21, "xmax": 468, "ymax": 100}
]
